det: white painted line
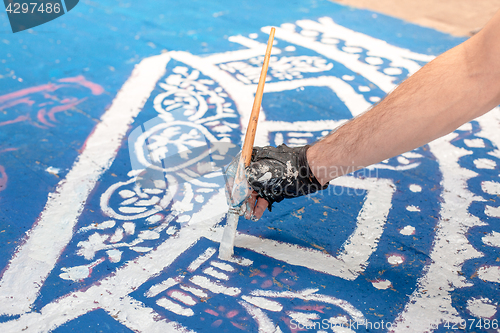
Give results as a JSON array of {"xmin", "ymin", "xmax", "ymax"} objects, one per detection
[
  {"xmin": 0, "ymin": 53, "xmax": 172, "ymax": 316},
  {"xmin": 264, "ymin": 76, "xmax": 372, "ymax": 117},
  {"xmin": 251, "ymin": 289, "xmax": 365, "ymax": 323},
  {"xmin": 391, "ymin": 107, "xmax": 500, "ymax": 331},
  {"xmin": 156, "ymin": 297, "xmax": 194, "ymax": 316},
  {"xmin": 206, "ymin": 176, "xmax": 394, "ymax": 281},
  {"xmin": 266, "ymin": 26, "xmax": 395, "ymax": 93},
  {"xmin": 104, "ymin": 295, "xmax": 192, "ymax": 332},
  {"xmin": 187, "ymin": 247, "xmax": 216, "ymax": 272},
  {"xmin": 145, "ymin": 278, "xmax": 179, "ymax": 298},
  {"xmin": 241, "ymin": 295, "xmax": 283, "ymax": 312},
  {"xmin": 202, "ymin": 267, "xmax": 229, "ymax": 280},
  {"xmin": 0, "ymin": 191, "xmax": 228, "ymax": 332},
  {"xmin": 189, "ymin": 275, "xmax": 241, "ymax": 296}
]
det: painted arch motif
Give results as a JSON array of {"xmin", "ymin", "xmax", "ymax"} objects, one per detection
[{"xmin": 0, "ymin": 17, "xmax": 499, "ymax": 333}]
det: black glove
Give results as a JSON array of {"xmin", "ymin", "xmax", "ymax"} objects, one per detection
[{"xmin": 245, "ymin": 144, "xmax": 328, "ymax": 211}]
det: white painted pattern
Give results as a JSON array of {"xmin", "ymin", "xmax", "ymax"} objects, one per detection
[
  {"xmin": 392, "ymin": 108, "xmax": 500, "ymax": 331},
  {"xmin": 2, "ymin": 16, "xmax": 497, "ymax": 333},
  {"xmin": 0, "ymin": 53, "xmax": 172, "ymax": 317}
]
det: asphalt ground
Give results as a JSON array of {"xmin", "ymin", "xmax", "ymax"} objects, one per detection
[{"xmin": 0, "ymin": 1, "xmax": 499, "ymax": 332}]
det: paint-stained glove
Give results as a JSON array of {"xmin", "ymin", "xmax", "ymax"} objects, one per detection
[{"xmin": 245, "ymin": 144, "xmax": 328, "ymax": 211}]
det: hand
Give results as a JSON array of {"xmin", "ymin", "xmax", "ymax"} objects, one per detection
[{"xmin": 244, "ymin": 144, "xmax": 328, "ymax": 220}]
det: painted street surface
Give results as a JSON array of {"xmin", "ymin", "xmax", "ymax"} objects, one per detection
[{"xmin": 0, "ymin": 1, "xmax": 499, "ymax": 332}]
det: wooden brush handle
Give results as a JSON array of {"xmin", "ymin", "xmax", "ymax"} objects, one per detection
[{"xmin": 241, "ymin": 27, "xmax": 276, "ymax": 167}]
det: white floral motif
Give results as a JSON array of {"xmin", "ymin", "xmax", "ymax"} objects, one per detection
[
  {"xmin": 220, "ymin": 55, "xmax": 333, "ymax": 84},
  {"xmin": 153, "ymin": 66, "xmax": 237, "ymax": 130}
]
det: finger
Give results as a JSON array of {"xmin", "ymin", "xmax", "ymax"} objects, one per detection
[
  {"xmin": 244, "ymin": 191, "xmax": 258, "ymax": 219},
  {"xmin": 252, "ymin": 197, "xmax": 269, "ymax": 220}
]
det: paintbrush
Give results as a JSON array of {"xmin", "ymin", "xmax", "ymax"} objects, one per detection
[{"xmin": 219, "ymin": 27, "xmax": 276, "ymax": 260}]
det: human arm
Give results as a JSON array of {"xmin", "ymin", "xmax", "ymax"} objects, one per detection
[
  {"xmin": 309, "ymin": 10, "xmax": 500, "ymax": 185},
  {"xmin": 247, "ymin": 9, "xmax": 500, "ymax": 219}
]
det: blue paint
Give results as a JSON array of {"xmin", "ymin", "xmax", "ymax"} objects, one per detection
[
  {"xmin": 52, "ymin": 308, "xmax": 134, "ymax": 333},
  {"xmin": 1, "ymin": 0, "xmax": 489, "ymax": 332}
]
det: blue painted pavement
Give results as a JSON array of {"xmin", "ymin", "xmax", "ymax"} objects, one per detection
[{"xmin": 1, "ymin": 1, "xmax": 499, "ymax": 332}]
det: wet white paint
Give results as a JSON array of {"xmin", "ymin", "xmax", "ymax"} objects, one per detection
[
  {"xmin": 238, "ymin": 301, "xmax": 281, "ymax": 333},
  {"xmin": 406, "ymin": 205, "xmax": 420, "ymax": 212},
  {"xmin": 241, "ymin": 295, "xmax": 283, "ymax": 312},
  {"xmin": 187, "ymin": 247, "xmax": 217, "ymax": 272},
  {"xmin": 384, "ymin": 67, "xmax": 403, "ymax": 75},
  {"xmin": 3, "ymin": 17, "xmax": 497, "ymax": 333},
  {"xmin": 189, "ymin": 275, "xmax": 241, "ymax": 296},
  {"xmin": 477, "ymin": 266, "xmax": 500, "ymax": 283},
  {"xmin": 169, "ymin": 290, "xmax": 197, "ymax": 306},
  {"xmin": 409, "ymin": 184, "xmax": 422, "ymax": 192},
  {"xmin": 464, "ymin": 138, "xmax": 485, "ymax": 148},
  {"xmin": 251, "ymin": 289, "xmax": 365, "ymax": 323},
  {"xmin": 365, "ymin": 57, "xmax": 383, "ymax": 65},
  {"xmin": 482, "ymin": 180, "xmax": 500, "ymax": 195},
  {"xmin": 482, "ymin": 231, "xmax": 500, "ymax": 247},
  {"xmin": 400, "ymin": 225, "xmax": 415, "ymax": 236},
  {"xmin": 474, "ymin": 158, "xmax": 496, "ymax": 169},
  {"xmin": 145, "ymin": 278, "xmax": 179, "ymax": 298},
  {"xmin": 78, "ymin": 220, "xmax": 116, "ymax": 233},
  {"xmin": 202, "ymin": 267, "xmax": 229, "ymax": 280},
  {"xmin": 387, "ymin": 255, "xmax": 404, "ymax": 265},
  {"xmin": 371, "ymin": 279, "xmax": 392, "ymax": 290},
  {"xmin": 402, "ymin": 152, "xmax": 424, "ymax": 159},
  {"xmin": 179, "ymin": 285, "xmax": 208, "ymax": 298},
  {"xmin": 287, "ymin": 311, "xmax": 320, "ymax": 326},
  {"xmin": 156, "ymin": 297, "xmax": 194, "ymax": 316},
  {"xmin": 210, "ymin": 261, "xmax": 236, "ymax": 272},
  {"xmin": 466, "ymin": 297, "xmax": 497, "ymax": 318},
  {"xmin": 106, "ymin": 249, "xmax": 122, "ymax": 263},
  {"xmin": 59, "ymin": 258, "xmax": 104, "ymax": 281},
  {"xmin": 485, "ymin": 205, "xmax": 500, "ymax": 218},
  {"xmin": 397, "ymin": 156, "xmax": 410, "ymax": 165}
]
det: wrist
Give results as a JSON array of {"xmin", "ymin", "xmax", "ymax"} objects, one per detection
[{"xmin": 306, "ymin": 144, "xmax": 330, "ymax": 186}]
